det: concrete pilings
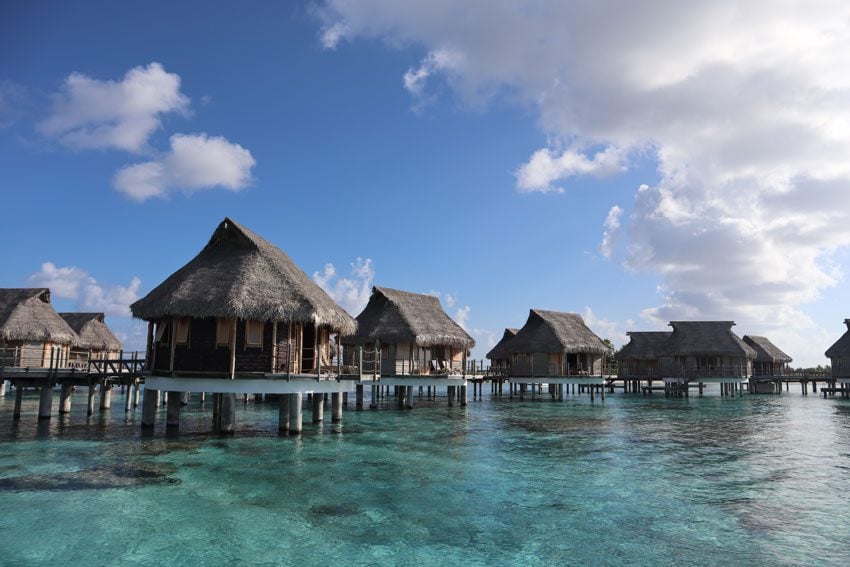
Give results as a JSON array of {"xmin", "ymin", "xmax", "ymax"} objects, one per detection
[
  {"xmin": 99, "ymin": 385, "xmax": 112, "ymax": 410},
  {"xmin": 166, "ymin": 391, "xmax": 181, "ymax": 429},
  {"xmin": 405, "ymin": 386, "xmax": 414, "ymax": 409},
  {"xmin": 38, "ymin": 386, "xmax": 53, "ymax": 420},
  {"xmin": 279, "ymin": 394, "xmax": 291, "ymax": 432},
  {"xmin": 0, "ymin": 379, "xmax": 7, "ymax": 397},
  {"xmin": 332, "ymin": 392, "xmax": 343, "ymax": 422},
  {"xmin": 460, "ymin": 385, "xmax": 467, "ymax": 407},
  {"xmin": 219, "ymin": 394, "xmax": 236, "ymax": 434},
  {"xmin": 13, "ymin": 386, "xmax": 23, "ymax": 419},
  {"xmin": 312, "ymin": 393, "xmax": 324, "ymax": 423},
  {"xmin": 59, "ymin": 384, "xmax": 73, "ymax": 414},
  {"xmin": 142, "ymin": 388, "xmax": 157, "ymax": 429},
  {"xmin": 289, "ymin": 393, "xmax": 303, "ymax": 433}
]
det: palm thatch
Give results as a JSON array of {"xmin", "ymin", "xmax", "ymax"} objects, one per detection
[
  {"xmin": 344, "ymin": 287, "xmax": 474, "ymax": 349},
  {"xmin": 662, "ymin": 321, "xmax": 756, "ymax": 358},
  {"xmin": 616, "ymin": 331, "xmax": 672, "ymax": 361},
  {"xmin": 0, "ymin": 288, "xmax": 76, "ymax": 344},
  {"xmin": 742, "ymin": 335, "xmax": 792, "ymax": 363},
  {"xmin": 59, "ymin": 313, "xmax": 122, "ymax": 351},
  {"xmin": 825, "ymin": 320, "xmax": 850, "ymax": 358},
  {"xmin": 130, "ymin": 218, "xmax": 356, "ymax": 334},
  {"xmin": 507, "ymin": 310, "xmax": 608, "ymax": 354},
  {"xmin": 486, "ymin": 328, "xmax": 518, "ymax": 360}
]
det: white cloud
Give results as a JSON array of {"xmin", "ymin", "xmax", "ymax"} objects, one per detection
[
  {"xmin": 454, "ymin": 305, "xmax": 471, "ymax": 330},
  {"xmin": 600, "ymin": 205, "xmax": 623, "ymax": 259},
  {"xmin": 39, "ymin": 62, "xmax": 189, "ymax": 152},
  {"xmin": 516, "ymin": 147, "xmax": 627, "ymax": 193},
  {"xmin": 313, "ymin": 257, "xmax": 375, "ymax": 315},
  {"xmin": 113, "ymin": 133, "xmax": 256, "ymax": 201},
  {"xmin": 582, "ymin": 307, "xmax": 633, "ymax": 349},
  {"xmin": 27, "ymin": 262, "xmax": 141, "ymax": 317},
  {"xmin": 319, "ymin": 0, "xmax": 850, "ymax": 365}
]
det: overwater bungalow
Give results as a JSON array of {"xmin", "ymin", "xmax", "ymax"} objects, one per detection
[
  {"xmin": 59, "ymin": 313, "xmax": 122, "ymax": 365},
  {"xmin": 0, "ymin": 288, "xmax": 76, "ymax": 369},
  {"xmin": 659, "ymin": 321, "xmax": 755, "ymax": 382},
  {"xmin": 506, "ymin": 310, "xmax": 608, "ymax": 378},
  {"xmin": 825, "ymin": 319, "xmax": 850, "ymax": 381},
  {"xmin": 130, "ymin": 217, "xmax": 357, "ymax": 432},
  {"xmin": 343, "ymin": 286, "xmax": 474, "ymax": 377},
  {"xmin": 743, "ymin": 335, "xmax": 792, "ymax": 377},
  {"xmin": 486, "ymin": 328, "xmax": 518, "ymax": 374},
  {"xmin": 616, "ymin": 331, "xmax": 672, "ymax": 379}
]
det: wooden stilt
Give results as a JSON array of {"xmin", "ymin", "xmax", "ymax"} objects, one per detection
[
  {"xmin": 59, "ymin": 384, "xmax": 73, "ymax": 414},
  {"xmin": 87, "ymin": 384, "xmax": 96, "ymax": 416},
  {"xmin": 312, "ymin": 392, "xmax": 324, "ymax": 423},
  {"xmin": 220, "ymin": 393, "xmax": 236, "ymax": 433},
  {"xmin": 99, "ymin": 384, "xmax": 112, "ymax": 410},
  {"xmin": 405, "ymin": 386, "xmax": 413, "ymax": 409},
  {"xmin": 13, "ymin": 385, "xmax": 23, "ymax": 419},
  {"xmin": 460, "ymin": 385, "xmax": 467, "ymax": 407},
  {"xmin": 38, "ymin": 386, "xmax": 53, "ymax": 420},
  {"xmin": 356, "ymin": 384, "xmax": 364, "ymax": 408}
]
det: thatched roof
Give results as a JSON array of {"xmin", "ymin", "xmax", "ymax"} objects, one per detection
[
  {"xmin": 616, "ymin": 331, "xmax": 672, "ymax": 361},
  {"xmin": 742, "ymin": 335, "xmax": 792, "ymax": 363},
  {"xmin": 825, "ymin": 319, "xmax": 850, "ymax": 358},
  {"xmin": 130, "ymin": 218, "xmax": 356, "ymax": 334},
  {"xmin": 0, "ymin": 288, "xmax": 76, "ymax": 344},
  {"xmin": 59, "ymin": 313, "xmax": 122, "ymax": 351},
  {"xmin": 486, "ymin": 328, "xmax": 518, "ymax": 360},
  {"xmin": 507, "ymin": 310, "xmax": 608, "ymax": 354},
  {"xmin": 662, "ymin": 321, "xmax": 756, "ymax": 358},
  {"xmin": 344, "ymin": 287, "xmax": 474, "ymax": 349}
]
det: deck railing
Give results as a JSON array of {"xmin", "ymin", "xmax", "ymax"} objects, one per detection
[{"xmin": 509, "ymin": 362, "xmax": 598, "ymax": 378}]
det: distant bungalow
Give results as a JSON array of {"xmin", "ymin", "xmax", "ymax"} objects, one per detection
[
  {"xmin": 616, "ymin": 331, "xmax": 671, "ymax": 379},
  {"xmin": 486, "ymin": 328, "xmax": 518, "ymax": 373},
  {"xmin": 506, "ymin": 310, "xmax": 608, "ymax": 377},
  {"xmin": 825, "ymin": 319, "xmax": 850, "ymax": 383},
  {"xmin": 658, "ymin": 321, "xmax": 755, "ymax": 379},
  {"xmin": 743, "ymin": 335, "xmax": 792, "ymax": 377},
  {"xmin": 343, "ymin": 286, "xmax": 474, "ymax": 376},
  {"xmin": 0, "ymin": 288, "xmax": 76, "ymax": 369},
  {"xmin": 59, "ymin": 313, "xmax": 122, "ymax": 364},
  {"xmin": 130, "ymin": 217, "xmax": 356, "ymax": 432}
]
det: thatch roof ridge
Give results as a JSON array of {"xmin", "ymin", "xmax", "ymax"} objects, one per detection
[
  {"xmin": 663, "ymin": 321, "xmax": 756, "ymax": 358},
  {"xmin": 486, "ymin": 328, "xmax": 519, "ymax": 360},
  {"xmin": 825, "ymin": 320, "xmax": 850, "ymax": 358},
  {"xmin": 616, "ymin": 331, "xmax": 672, "ymax": 361},
  {"xmin": 507, "ymin": 309, "xmax": 608, "ymax": 354},
  {"xmin": 130, "ymin": 217, "xmax": 356, "ymax": 334},
  {"xmin": 0, "ymin": 288, "xmax": 77, "ymax": 344},
  {"xmin": 59, "ymin": 312, "xmax": 122, "ymax": 351},
  {"xmin": 742, "ymin": 335, "xmax": 792, "ymax": 363},
  {"xmin": 344, "ymin": 286, "xmax": 474, "ymax": 349}
]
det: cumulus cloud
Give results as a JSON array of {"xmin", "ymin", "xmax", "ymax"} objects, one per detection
[
  {"xmin": 27, "ymin": 262, "xmax": 141, "ymax": 317},
  {"xmin": 318, "ymin": 0, "xmax": 850, "ymax": 364},
  {"xmin": 313, "ymin": 257, "xmax": 375, "ymax": 315},
  {"xmin": 582, "ymin": 307, "xmax": 632, "ymax": 349},
  {"xmin": 454, "ymin": 305, "xmax": 471, "ymax": 330},
  {"xmin": 600, "ymin": 205, "xmax": 623, "ymax": 259},
  {"xmin": 516, "ymin": 147, "xmax": 627, "ymax": 193},
  {"xmin": 113, "ymin": 133, "xmax": 256, "ymax": 201},
  {"xmin": 39, "ymin": 62, "xmax": 189, "ymax": 152}
]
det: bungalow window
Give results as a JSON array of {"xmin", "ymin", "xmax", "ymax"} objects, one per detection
[
  {"xmin": 155, "ymin": 321, "xmax": 169, "ymax": 344},
  {"xmin": 216, "ymin": 318, "xmax": 233, "ymax": 347},
  {"xmin": 246, "ymin": 320, "xmax": 264, "ymax": 348},
  {"xmin": 175, "ymin": 317, "xmax": 191, "ymax": 345}
]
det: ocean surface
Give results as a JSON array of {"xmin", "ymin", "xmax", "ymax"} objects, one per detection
[{"xmin": 1, "ymin": 386, "xmax": 849, "ymax": 566}]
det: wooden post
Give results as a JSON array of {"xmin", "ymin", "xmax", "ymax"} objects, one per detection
[
  {"xmin": 0, "ymin": 379, "xmax": 7, "ymax": 398},
  {"xmin": 370, "ymin": 385, "xmax": 377, "ymax": 409},
  {"xmin": 289, "ymin": 392, "xmax": 303, "ymax": 433},
  {"xmin": 271, "ymin": 321, "xmax": 278, "ymax": 373},
  {"xmin": 279, "ymin": 393, "xmax": 291, "ymax": 431},
  {"xmin": 287, "ymin": 322, "xmax": 292, "ymax": 377},
  {"xmin": 166, "ymin": 390, "xmax": 180, "ymax": 429},
  {"xmin": 229, "ymin": 319, "xmax": 238, "ymax": 379},
  {"xmin": 142, "ymin": 388, "xmax": 157, "ymax": 429},
  {"xmin": 448, "ymin": 385, "xmax": 455, "ymax": 406},
  {"xmin": 13, "ymin": 386, "xmax": 23, "ymax": 419},
  {"xmin": 169, "ymin": 317, "xmax": 177, "ymax": 373},
  {"xmin": 59, "ymin": 383, "xmax": 73, "ymax": 413},
  {"xmin": 460, "ymin": 384, "xmax": 467, "ymax": 407},
  {"xmin": 356, "ymin": 384, "xmax": 364, "ymax": 409},
  {"xmin": 332, "ymin": 392, "xmax": 343, "ymax": 421},
  {"xmin": 124, "ymin": 382, "xmax": 133, "ymax": 413},
  {"xmin": 38, "ymin": 385, "xmax": 53, "ymax": 420},
  {"xmin": 405, "ymin": 385, "xmax": 413, "ymax": 409}
]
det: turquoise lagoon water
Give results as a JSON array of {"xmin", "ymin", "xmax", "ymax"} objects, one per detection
[{"xmin": 1, "ymin": 388, "xmax": 850, "ymax": 566}]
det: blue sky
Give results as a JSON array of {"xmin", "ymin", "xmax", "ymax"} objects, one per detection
[{"xmin": 2, "ymin": 1, "xmax": 849, "ymax": 366}]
